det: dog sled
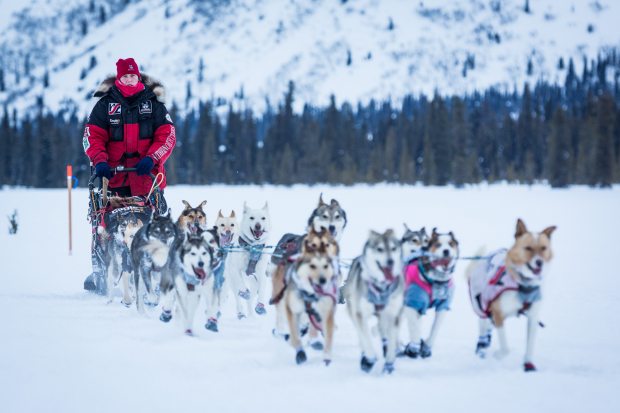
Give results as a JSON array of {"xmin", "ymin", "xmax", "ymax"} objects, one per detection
[{"xmin": 83, "ymin": 166, "xmax": 167, "ymax": 295}]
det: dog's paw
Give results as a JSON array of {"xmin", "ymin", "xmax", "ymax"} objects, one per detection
[
  {"xmin": 184, "ymin": 329, "xmax": 193, "ymax": 336},
  {"xmin": 360, "ymin": 355, "xmax": 376, "ymax": 373},
  {"xmin": 272, "ymin": 328, "xmax": 290, "ymax": 342},
  {"xmin": 382, "ymin": 338, "xmax": 388, "ymax": 358},
  {"xmin": 403, "ymin": 342, "xmax": 420, "ymax": 359},
  {"xmin": 524, "ymin": 362, "xmax": 537, "ymax": 372},
  {"xmin": 300, "ymin": 324, "xmax": 309, "ymax": 337},
  {"xmin": 120, "ymin": 299, "xmax": 132, "ymax": 308},
  {"xmin": 238, "ymin": 289, "xmax": 251, "ymax": 300},
  {"xmin": 420, "ymin": 340, "xmax": 432, "ymax": 358},
  {"xmin": 476, "ymin": 333, "xmax": 492, "ymax": 358},
  {"xmin": 493, "ymin": 349, "xmax": 509, "ymax": 359},
  {"xmin": 324, "ymin": 359, "xmax": 332, "ymax": 367},
  {"xmin": 255, "ymin": 302, "xmax": 266, "ymax": 315},
  {"xmin": 383, "ymin": 362, "xmax": 395, "ymax": 374},
  {"xmin": 237, "ymin": 312, "xmax": 247, "ymax": 320},
  {"xmin": 205, "ymin": 318, "xmax": 218, "ymax": 332},
  {"xmin": 295, "ymin": 349, "xmax": 307, "ymax": 365},
  {"xmin": 159, "ymin": 310, "xmax": 172, "ymax": 323},
  {"xmin": 309, "ymin": 338, "xmax": 324, "ymax": 351}
]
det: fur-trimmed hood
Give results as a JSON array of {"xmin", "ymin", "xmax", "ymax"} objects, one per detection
[{"xmin": 93, "ymin": 74, "xmax": 166, "ymax": 103}]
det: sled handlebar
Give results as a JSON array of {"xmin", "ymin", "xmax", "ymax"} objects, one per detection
[{"xmin": 88, "ymin": 166, "xmax": 157, "ymax": 189}]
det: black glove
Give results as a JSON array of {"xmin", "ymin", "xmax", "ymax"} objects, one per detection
[
  {"xmin": 136, "ymin": 157, "xmax": 154, "ymax": 176},
  {"xmin": 95, "ymin": 162, "xmax": 113, "ymax": 179}
]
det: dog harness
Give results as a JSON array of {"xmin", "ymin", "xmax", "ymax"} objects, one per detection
[
  {"xmin": 404, "ymin": 259, "xmax": 454, "ymax": 313},
  {"xmin": 468, "ymin": 249, "xmax": 541, "ymax": 318},
  {"xmin": 238, "ymin": 234, "xmax": 266, "ymax": 277},
  {"xmin": 289, "ymin": 265, "xmax": 338, "ymax": 334}
]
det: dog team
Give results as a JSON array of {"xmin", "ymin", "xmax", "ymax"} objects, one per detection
[{"xmin": 99, "ymin": 194, "xmax": 556, "ymax": 374}]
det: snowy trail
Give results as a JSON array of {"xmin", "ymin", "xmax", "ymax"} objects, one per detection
[{"xmin": 0, "ymin": 184, "xmax": 618, "ymax": 412}]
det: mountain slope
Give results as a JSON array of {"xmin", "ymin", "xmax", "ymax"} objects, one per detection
[{"xmin": 0, "ymin": 0, "xmax": 619, "ymax": 115}]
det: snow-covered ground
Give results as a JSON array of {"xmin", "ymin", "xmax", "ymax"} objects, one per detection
[{"xmin": 0, "ymin": 184, "xmax": 618, "ymax": 412}]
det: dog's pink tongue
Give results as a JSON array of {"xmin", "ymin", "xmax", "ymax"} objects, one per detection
[
  {"xmin": 220, "ymin": 231, "xmax": 232, "ymax": 246},
  {"xmin": 193, "ymin": 267, "xmax": 206, "ymax": 280},
  {"xmin": 252, "ymin": 228, "xmax": 264, "ymax": 239},
  {"xmin": 382, "ymin": 267, "xmax": 394, "ymax": 282},
  {"xmin": 433, "ymin": 258, "xmax": 451, "ymax": 270}
]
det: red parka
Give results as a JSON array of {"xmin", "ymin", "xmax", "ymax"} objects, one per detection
[{"xmin": 83, "ymin": 75, "xmax": 175, "ymax": 195}]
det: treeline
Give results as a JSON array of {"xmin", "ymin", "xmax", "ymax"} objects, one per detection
[{"xmin": 0, "ymin": 56, "xmax": 619, "ymax": 188}]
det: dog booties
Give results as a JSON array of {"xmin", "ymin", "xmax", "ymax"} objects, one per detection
[{"xmin": 404, "ymin": 260, "xmax": 454, "ymax": 315}]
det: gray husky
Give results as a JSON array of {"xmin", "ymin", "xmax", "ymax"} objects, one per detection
[
  {"xmin": 131, "ymin": 211, "xmax": 177, "ymax": 313},
  {"xmin": 159, "ymin": 231, "xmax": 216, "ymax": 335},
  {"xmin": 306, "ymin": 194, "xmax": 347, "ymax": 241},
  {"xmin": 344, "ymin": 229, "xmax": 404, "ymax": 374}
]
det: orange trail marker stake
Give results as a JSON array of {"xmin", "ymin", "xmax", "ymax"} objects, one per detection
[{"xmin": 67, "ymin": 164, "xmax": 73, "ymax": 255}]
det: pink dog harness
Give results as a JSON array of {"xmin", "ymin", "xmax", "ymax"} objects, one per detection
[{"xmin": 468, "ymin": 249, "xmax": 522, "ymax": 318}]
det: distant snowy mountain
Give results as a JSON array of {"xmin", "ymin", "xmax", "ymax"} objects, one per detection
[{"xmin": 0, "ymin": 0, "xmax": 619, "ymax": 115}]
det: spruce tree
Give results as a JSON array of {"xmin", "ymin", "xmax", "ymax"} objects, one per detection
[
  {"xmin": 547, "ymin": 108, "xmax": 571, "ymax": 187},
  {"xmin": 593, "ymin": 93, "xmax": 615, "ymax": 187}
]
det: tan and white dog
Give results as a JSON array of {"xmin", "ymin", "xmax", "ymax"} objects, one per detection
[
  {"xmin": 466, "ymin": 218, "xmax": 556, "ymax": 372},
  {"xmin": 402, "ymin": 228, "xmax": 459, "ymax": 359},
  {"xmin": 283, "ymin": 247, "xmax": 338, "ymax": 366},
  {"xmin": 271, "ymin": 229, "xmax": 339, "ymax": 342}
]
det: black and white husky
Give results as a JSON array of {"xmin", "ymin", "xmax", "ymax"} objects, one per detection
[
  {"xmin": 402, "ymin": 228, "xmax": 459, "ymax": 359},
  {"xmin": 204, "ymin": 210, "xmax": 239, "ymax": 332},
  {"xmin": 159, "ymin": 231, "xmax": 216, "ymax": 335},
  {"xmin": 344, "ymin": 230, "xmax": 404, "ymax": 374},
  {"xmin": 104, "ymin": 219, "xmax": 144, "ymax": 306},
  {"xmin": 225, "ymin": 202, "xmax": 271, "ymax": 319},
  {"xmin": 130, "ymin": 212, "xmax": 177, "ymax": 313},
  {"xmin": 306, "ymin": 194, "xmax": 347, "ymax": 241}
]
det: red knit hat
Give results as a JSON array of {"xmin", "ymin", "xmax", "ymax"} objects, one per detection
[{"xmin": 116, "ymin": 58, "xmax": 141, "ymax": 80}]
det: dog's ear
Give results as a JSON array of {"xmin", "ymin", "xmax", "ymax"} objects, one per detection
[
  {"xmin": 182, "ymin": 200, "xmax": 191, "ymax": 209},
  {"xmin": 230, "ymin": 210, "xmax": 236, "ymax": 218},
  {"xmin": 384, "ymin": 229, "xmax": 395, "ymax": 238},
  {"xmin": 515, "ymin": 219, "xmax": 528, "ymax": 238},
  {"xmin": 243, "ymin": 201, "xmax": 248, "ymax": 212},
  {"xmin": 330, "ymin": 198, "xmax": 339, "ymax": 207},
  {"xmin": 263, "ymin": 202, "xmax": 269, "ymax": 211},
  {"xmin": 449, "ymin": 231, "xmax": 458, "ymax": 245},
  {"xmin": 318, "ymin": 193, "xmax": 326, "ymax": 206},
  {"xmin": 217, "ymin": 209, "xmax": 224, "ymax": 218},
  {"xmin": 432, "ymin": 227, "xmax": 438, "ymax": 236},
  {"xmin": 199, "ymin": 200, "xmax": 207, "ymax": 209},
  {"xmin": 403, "ymin": 223, "xmax": 411, "ymax": 232},
  {"xmin": 166, "ymin": 209, "xmax": 172, "ymax": 219},
  {"xmin": 369, "ymin": 230, "xmax": 381, "ymax": 238},
  {"xmin": 542, "ymin": 225, "xmax": 557, "ymax": 239},
  {"xmin": 420, "ymin": 226, "xmax": 426, "ymax": 235}
]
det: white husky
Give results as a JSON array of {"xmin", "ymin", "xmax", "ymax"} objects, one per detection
[{"xmin": 225, "ymin": 202, "xmax": 272, "ymax": 319}]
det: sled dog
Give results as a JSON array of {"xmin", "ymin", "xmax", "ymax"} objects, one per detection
[
  {"xmin": 270, "ymin": 195, "xmax": 347, "ymax": 340},
  {"xmin": 104, "ymin": 218, "xmax": 144, "ymax": 306},
  {"xmin": 225, "ymin": 202, "xmax": 271, "ymax": 319},
  {"xmin": 306, "ymin": 194, "xmax": 347, "ymax": 241},
  {"xmin": 203, "ymin": 210, "xmax": 239, "ymax": 332},
  {"xmin": 176, "ymin": 200, "xmax": 207, "ymax": 236},
  {"xmin": 159, "ymin": 230, "xmax": 216, "ymax": 335},
  {"xmin": 131, "ymin": 211, "xmax": 177, "ymax": 313},
  {"xmin": 271, "ymin": 229, "xmax": 339, "ymax": 339},
  {"xmin": 401, "ymin": 225, "xmax": 430, "ymax": 263},
  {"xmin": 282, "ymin": 247, "xmax": 338, "ymax": 366},
  {"xmin": 466, "ymin": 219, "xmax": 556, "ymax": 372},
  {"xmin": 402, "ymin": 228, "xmax": 459, "ymax": 359},
  {"xmin": 344, "ymin": 229, "xmax": 404, "ymax": 374}
]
